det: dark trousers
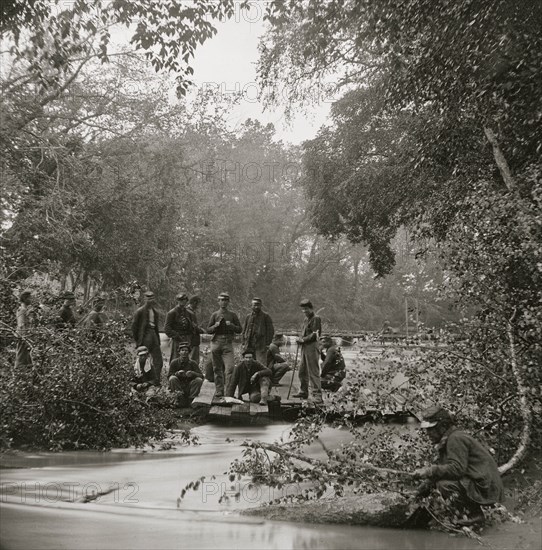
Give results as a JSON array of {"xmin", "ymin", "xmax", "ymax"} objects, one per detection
[
  {"xmin": 271, "ymin": 363, "xmax": 290, "ymax": 384},
  {"xmin": 15, "ymin": 339, "xmax": 32, "ymax": 368},
  {"xmin": 298, "ymin": 342, "xmax": 322, "ymax": 401},
  {"xmin": 142, "ymin": 329, "xmax": 163, "ymax": 385},
  {"xmin": 211, "ymin": 336, "xmax": 234, "ymax": 397},
  {"xmin": 226, "ymin": 364, "xmax": 270, "ymax": 402},
  {"xmin": 189, "ymin": 345, "xmax": 200, "ymax": 365},
  {"xmin": 168, "ymin": 376, "xmax": 203, "ymax": 400}
]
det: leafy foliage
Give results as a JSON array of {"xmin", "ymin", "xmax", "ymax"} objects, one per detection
[
  {"xmin": 1, "ymin": 0, "xmax": 244, "ymax": 96},
  {"xmin": 0, "ymin": 304, "xmax": 177, "ymax": 450}
]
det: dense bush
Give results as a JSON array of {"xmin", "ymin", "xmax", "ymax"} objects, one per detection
[{"xmin": 0, "ymin": 314, "xmax": 177, "ymax": 451}]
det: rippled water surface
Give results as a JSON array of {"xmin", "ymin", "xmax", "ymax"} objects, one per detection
[{"xmin": 1, "ymin": 345, "xmax": 481, "ymax": 549}]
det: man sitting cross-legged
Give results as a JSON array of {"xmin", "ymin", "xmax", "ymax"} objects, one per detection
[
  {"xmin": 168, "ymin": 342, "xmax": 204, "ymax": 406},
  {"xmin": 226, "ymin": 348, "xmax": 272, "ymax": 405}
]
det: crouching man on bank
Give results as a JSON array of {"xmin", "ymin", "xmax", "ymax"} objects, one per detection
[
  {"xmin": 413, "ymin": 406, "xmax": 504, "ymax": 524},
  {"xmin": 226, "ymin": 348, "xmax": 272, "ymax": 405},
  {"xmin": 168, "ymin": 342, "xmax": 203, "ymax": 406}
]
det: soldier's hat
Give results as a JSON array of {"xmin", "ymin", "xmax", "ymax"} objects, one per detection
[
  {"xmin": 177, "ymin": 341, "xmax": 191, "ymax": 351},
  {"xmin": 272, "ymin": 333, "xmax": 284, "ymax": 341},
  {"xmin": 251, "ymin": 297, "xmax": 262, "ymax": 304},
  {"xmin": 299, "ymin": 298, "xmax": 313, "ymax": 308},
  {"xmin": 320, "ymin": 335, "xmax": 333, "ymax": 343},
  {"xmin": 176, "ymin": 292, "xmax": 189, "ymax": 300},
  {"xmin": 62, "ymin": 291, "xmax": 75, "ymax": 300},
  {"xmin": 242, "ymin": 348, "xmax": 256, "ymax": 357},
  {"xmin": 19, "ymin": 288, "xmax": 32, "ymax": 298},
  {"xmin": 144, "ymin": 291, "xmax": 155, "ymax": 297},
  {"xmin": 136, "ymin": 345, "xmax": 149, "ymax": 356},
  {"xmin": 419, "ymin": 406, "xmax": 453, "ymax": 428},
  {"xmin": 218, "ymin": 292, "xmax": 230, "ymax": 300}
]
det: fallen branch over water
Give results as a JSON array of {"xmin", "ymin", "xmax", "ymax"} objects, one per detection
[{"xmin": 241, "ymin": 441, "xmax": 416, "ymax": 478}]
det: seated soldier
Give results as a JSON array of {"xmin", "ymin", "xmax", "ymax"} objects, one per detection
[
  {"xmin": 168, "ymin": 342, "xmax": 204, "ymax": 406},
  {"xmin": 226, "ymin": 348, "xmax": 272, "ymax": 405},
  {"xmin": 413, "ymin": 406, "xmax": 505, "ymax": 525},
  {"xmin": 319, "ymin": 335, "xmax": 346, "ymax": 391},
  {"xmin": 267, "ymin": 333, "xmax": 291, "ymax": 385},
  {"xmin": 133, "ymin": 345, "xmax": 155, "ymax": 391}
]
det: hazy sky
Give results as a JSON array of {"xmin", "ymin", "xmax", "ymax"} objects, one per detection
[{"xmin": 188, "ymin": 8, "xmax": 332, "ymax": 145}]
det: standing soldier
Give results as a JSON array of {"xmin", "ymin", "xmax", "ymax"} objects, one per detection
[
  {"xmin": 186, "ymin": 295, "xmax": 205, "ymax": 364},
  {"xmin": 57, "ymin": 291, "xmax": 76, "ymax": 327},
  {"xmin": 15, "ymin": 289, "xmax": 34, "ymax": 367},
  {"xmin": 165, "ymin": 292, "xmax": 194, "ymax": 363},
  {"xmin": 241, "ymin": 297, "xmax": 274, "ymax": 367},
  {"xmin": 294, "ymin": 299, "xmax": 323, "ymax": 405},
  {"xmin": 131, "ymin": 291, "xmax": 163, "ymax": 386},
  {"xmin": 207, "ymin": 292, "xmax": 242, "ymax": 399}
]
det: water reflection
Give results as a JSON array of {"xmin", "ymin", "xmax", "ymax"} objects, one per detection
[
  {"xmin": 0, "ymin": 422, "xmax": 482, "ymax": 550},
  {"xmin": 0, "ymin": 348, "xmax": 479, "ymax": 549}
]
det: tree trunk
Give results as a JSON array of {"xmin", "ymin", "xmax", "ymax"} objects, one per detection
[
  {"xmin": 483, "ymin": 127, "xmax": 517, "ymax": 193},
  {"xmin": 498, "ymin": 318, "xmax": 532, "ymax": 474}
]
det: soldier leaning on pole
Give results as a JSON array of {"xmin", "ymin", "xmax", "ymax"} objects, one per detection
[{"xmin": 293, "ymin": 299, "xmax": 323, "ymax": 405}]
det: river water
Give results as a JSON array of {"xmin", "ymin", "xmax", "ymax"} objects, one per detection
[{"xmin": 1, "ymin": 345, "xmax": 482, "ymax": 549}]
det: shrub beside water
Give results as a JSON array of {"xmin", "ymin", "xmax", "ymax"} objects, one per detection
[{"xmin": 0, "ymin": 319, "xmax": 176, "ymax": 451}]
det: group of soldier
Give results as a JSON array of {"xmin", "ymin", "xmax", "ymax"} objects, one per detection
[
  {"xmin": 14, "ymin": 287, "xmax": 506, "ymax": 525},
  {"xmin": 131, "ymin": 291, "xmax": 346, "ymax": 406}
]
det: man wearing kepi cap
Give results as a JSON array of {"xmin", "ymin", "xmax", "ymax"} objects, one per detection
[
  {"xmin": 165, "ymin": 292, "xmax": 193, "ymax": 362},
  {"xmin": 241, "ymin": 297, "xmax": 274, "ymax": 366},
  {"xmin": 167, "ymin": 342, "xmax": 203, "ymax": 406},
  {"xmin": 413, "ymin": 406, "xmax": 504, "ymax": 524},
  {"xmin": 207, "ymin": 292, "xmax": 242, "ymax": 399},
  {"xmin": 226, "ymin": 348, "xmax": 272, "ymax": 405},
  {"xmin": 131, "ymin": 291, "xmax": 163, "ymax": 385},
  {"xmin": 294, "ymin": 299, "xmax": 323, "ymax": 405},
  {"xmin": 133, "ymin": 345, "xmax": 155, "ymax": 391}
]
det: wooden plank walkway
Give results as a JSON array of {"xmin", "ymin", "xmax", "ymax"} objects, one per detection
[
  {"xmin": 191, "ymin": 370, "xmax": 303, "ymax": 422},
  {"xmin": 190, "ymin": 367, "xmax": 411, "ymax": 423}
]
